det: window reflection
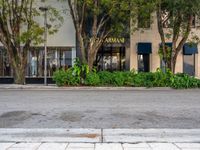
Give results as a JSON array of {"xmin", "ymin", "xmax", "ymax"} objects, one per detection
[
  {"xmin": 96, "ymin": 47, "xmax": 125, "ymax": 71},
  {"xmin": 29, "ymin": 49, "xmax": 44, "ymax": 77},
  {"xmin": 138, "ymin": 54, "xmax": 150, "ymax": 72},
  {"xmin": 0, "ymin": 47, "xmax": 73, "ymax": 78},
  {"xmin": 0, "ymin": 47, "xmax": 12, "ymax": 77},
  {"xmin": 28, "ymin": 47, "xmax": 72, "ymax": 77},
  {"xmin": 183, "ymin": 54, "xmax": 195, "ymax": 76}
]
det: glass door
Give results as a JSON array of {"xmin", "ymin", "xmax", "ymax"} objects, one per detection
[
  {"xmin": 138, "ymin": 54, "xmax": 150, "ymax": 72},
  {"xmin": 112, "ymin": 48, "xmax": 120, "ymax": 71},
  {"xmin": 96, "ymin": 46, "xmax": 126, "ymax": 71},
  {"xmin": 183, "ymin": 54, "xmax": 195, "ymax": 76}
]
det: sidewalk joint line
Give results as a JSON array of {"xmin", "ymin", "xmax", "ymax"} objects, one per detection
[
  {"xmin": 147, "ymin": 143, "xmax": 153, "ymax": 150},
  {"xmin": 5, "ymin": 143, "xmax": 16, "ymax": 150},
  {"xmin": 173, "ymin": 143, "xmax": 182, "ymax": 150},
  {"xmin": 101, "ymin": 128, "xmax": 103, "ymax": 143},
  {"xmin": 35, "ymin": 142, "xmax": 43, "ymax": 150},
  {"xmin": 65, "ymin": 143, "xmax": 70, "ymax": 150}
]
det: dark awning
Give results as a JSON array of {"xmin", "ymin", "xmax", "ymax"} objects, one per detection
[
  {"xmin": 183, "ymin": 43, "xmax": 198, "ymax": 55},
  {"xmin": 159, "ymin": 42, "xmax": 172, "ymax": 48},
  {"xmin": 165, "ymin": 43, "xmax": 172, "ymax": 48},
  {"xmin": 137, "ymin": 43, "xmax": 152, "ymax": 54}
]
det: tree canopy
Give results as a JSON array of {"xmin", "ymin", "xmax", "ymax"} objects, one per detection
[{"xmin": 156, "ymin": 0, "xmax": 200, "ymax": 73}]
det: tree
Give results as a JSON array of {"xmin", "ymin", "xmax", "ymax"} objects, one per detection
[
  {"xmin": 0, "ymin": 0, "xmax": 63, "ymax": 84},
  {"xmin": 156, "ymin": 0, "xmax": 200, "ymax": 73},
  {"xmin": 67, "ymin": 0, "xmax": 130, "ymax": 70}
]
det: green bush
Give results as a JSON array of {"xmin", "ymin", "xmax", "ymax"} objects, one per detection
[
  {"xmin": 53, "ymin": 69, "xmax": 68, "ymax": 86},
  {"xmin": 170, "ymin": 73, "xmax": 200, "ymax": 89},
  {"xmin": 111, "ymin": 72, "xmax": 126, "ymax": 86},
  {"xmin": 152, "ymin": 69, "xmax": 172, "ymax": 87},
  {"xmin": 131, "ymin": 69, "xmax": 173, "ymax": 87},
  {"xmin": 65, "ymin": 69, "xmax": 80, "ymax": 86},
  {"xmin": 98, "ymin": 71, "xmax": 135, "ymax": 86},
  {"xmin": 85, "ymin": 72, "xmax": 100, "ymax": 86},
  {"xmin": 98, "ymin": 71, "xmax": 113, "ymax": 85},
  {"xmin": 53, "ymin": 63, "xmax": 200, "ymax": 89},
  {"xmin": 132, "ymin": 72, "xmax": 155, "ymax": 87},
  {"xmin": 53, "ymin": 69, "xmax": 80, "ymax": 86}
]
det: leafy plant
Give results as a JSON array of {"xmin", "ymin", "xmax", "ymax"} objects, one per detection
[
  {"xmin": 170, "ymin": 73, "xmax": 200, "ymax": 89},
  {"xmin": 53, "ymin": 69, "xmax": 68, "ymax": 86},
  {"xmin": 111, "ymin": 72, "xmax": 126, "ymax": 86},
  {"xmin": 53, "ymin": 64, "xmax": 200, "ymax": 89},
  {"xmin": 85, "ymin": 72, "xmax": 100, "ymax": 86},
  {"xmin": 72, "ymin": 58, "xmax": 89, "ymax": 84},
  {"xmin": 98, "ymin": 71, "xmax": 113, "ymax": 85}
]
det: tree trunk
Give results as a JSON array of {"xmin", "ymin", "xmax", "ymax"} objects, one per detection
[
  {"xmin": 88, "ymin": 46, "xmax": 96, "ymax": 71},
  {"xmin": 171, "ymin": 59, "xmax": 176, "ymax": 74},
  {"xmin": 170, "ymin": 53, "xmax": 178, "ymax": 74},
  {"xmin": 88, "ymin": 57, "xmax": 94, "ymax": 71},
  {"xmin": 9, "ymin": 51, "xmax": 27, "ymax": 85},
  {"xmin": 14, "ymin": 67, "xmax": 26, "ymax": 84},
  {"xmin": 76, "ymin": 31, "xmax": 87, "ymax": 64}
]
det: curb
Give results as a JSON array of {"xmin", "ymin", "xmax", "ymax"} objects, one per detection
[
  {"xmin": 0, "ymin": 128, "xmax": 200, "ymax": 143},
  {"xmin": 0, "ymin": 85, "xmax": 174, "ymax": 91}
]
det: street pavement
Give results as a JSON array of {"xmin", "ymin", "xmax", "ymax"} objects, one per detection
[
  {"xmin": 0, "ymin": 88, "xmax": 200, "ymax": 128},
  {"xmin": 0, "ymin": 86, "xmax": 200, "ymax": 149}
]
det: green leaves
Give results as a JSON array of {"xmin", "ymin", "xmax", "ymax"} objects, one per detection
[{"xmin": 0, "ymin": 0, "xmax": 64, "ymax": 46}]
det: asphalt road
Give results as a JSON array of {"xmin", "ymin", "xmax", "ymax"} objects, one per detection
[{"xmin": 0, "ymin": 89, "xmax": 200, "ymax": 128}]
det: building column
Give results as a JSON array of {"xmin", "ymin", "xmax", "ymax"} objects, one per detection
[
  {"xmin": 72, "ymin": 47, "xmax": 76, "ymax": 67},
  {"xmin": 130, "ymin": 41, "xmax": 138, "ymax": 71},
  {"xmin": 151, "ymin": 43, "xmax": 160, "ymax": 72},
  {"xmin": 195, "ymin": 52, "xmax": 200, "ymax": 78}
]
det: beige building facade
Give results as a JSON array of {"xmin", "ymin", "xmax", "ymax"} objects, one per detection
[{"xmin": 129, "ymin": 13, "xmax": 200, "ymax": 77}]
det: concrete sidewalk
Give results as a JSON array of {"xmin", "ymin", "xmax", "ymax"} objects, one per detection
[
  {"xmin": 1, "ymin": 142, "xmax": 200, "ymax": 150},
  {"xmin": 1, "ymin": 129, "xmax": 200, "ymax": 143},
  {"xmin": 0, "ymin": 129, "xmax": 200, "ymax": 149}
]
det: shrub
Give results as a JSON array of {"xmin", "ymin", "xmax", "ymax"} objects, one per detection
[
  {"xmin": 53, "ymin": 64, "xmax": 200, "ymax": 89},
  {"xmin": 152, "ymin": 69, "xmax": 172, "ymax": 87},
  {"xmin": 132, "ymin": 72, "xmax": 154, "ymax": 87},
  {"xmin": 72, "ymin": 58, "xmax": 90, "ymax": 83},
  {"xmin": 97, "ymin": 71, "xmax": 135, "ymax": 86},
  {"xmin": 65, "ymin": 69, "xmax": 80, "ymax": 86},
  {"xmin": 53, "ymin": 69, "xmax": 80, "ymax": 86},
  {"xmin": 85, "ymin": 72, "xmax": 100, "ymax": 86},
  {"xmin": 131, "ymin": 69, "xmax": 173, "ymax": 87},
  {"xmin": 170, "ymin": 73, "xmax": 200, "ymax": 89},
  {"xmin": 53, "ymin": 69, "xmax": 68, "ymax": 86},
  {"xmin": 98, "ymin": 71, "xmax": 113, "ymax": 85},
  {"xmin": 111, "ymin": 72, "xmax": 126, "ymax": 86}
]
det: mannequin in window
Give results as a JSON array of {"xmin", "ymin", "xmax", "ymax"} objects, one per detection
[{"xmin": 31, "ymin": 56, "xmax": 37, "ymax": 76}]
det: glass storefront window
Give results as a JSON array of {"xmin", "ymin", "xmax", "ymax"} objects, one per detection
[
  {"xmin": 47, "ymin": 49, "xmax": 57, "ymax": 77},
  {"xmin": 183, "ymin": 54, "xmax": 195, "ymax": 76},
  {"xmin": 28, "ymin": 47, "xmax": 72, "ymax": 77},
  {"xmin": 138, "ymin": 54, "xmax": 150, "ymax": 72},
  {"xmin": 0, "ymin": 47, "xmax": 12, "ymax": 77},
  {"xmin": 96, "ymin": 46, "xmax": 125, "ymax": 71},
  {"xmin": 0, "ymin": 46, "xmax": 72, "ymax": 78},
  {"xmin": 28, "ymin": 49, "xmax": 44, "ymax": 77}
]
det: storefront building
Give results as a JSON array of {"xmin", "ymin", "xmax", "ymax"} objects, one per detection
[
  {"xmin": 130, "ymin": 13, "xmax": 200, "ymax": 78},
  {"xmin": 0, "ymin": 2, "xmax": 76, "ymax": 84},
  {"xmin": 1, "ymin": 8, "xmax": 200, "ymax": 84}
]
